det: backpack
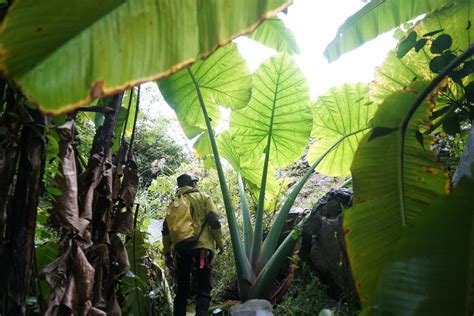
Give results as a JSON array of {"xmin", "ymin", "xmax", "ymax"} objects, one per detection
[{"xmin": 165, "ymin": 194, "xmax": 207, "ymax": 251}]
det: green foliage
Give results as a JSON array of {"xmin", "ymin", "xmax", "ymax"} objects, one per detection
[
  {"xmin": 308, "ymin": 83, "xmax": 377, "ymax": 177},
  {"xmin": 159, "ymin": 43, "xmax": 251, "ymax": 129},
  {"xmin": 345, "ymin": 81, "xmax": 449, "ymax": 306},
  {"xmin": 218, "ymin": 131, "xmax": 280, "ymax": 201},
  {"xmin": 17, "ymin": 1, "xmax": 474, "ymax": 314},
  {"xmin": 211, "ymin": 238, "xmax": 237, "ymax": 302},
  {"xmin": 371, "ymin": 174, "xmax": 474, "ymax": 314},
  {"xmin": 159, "ymin": 42, "xmax": 252, "ymax": 173},
  {"xmin": 396, "ymin": 30, "xmax": 417, "ymax": 59},
  {"xmin": 230, "ymin": 53, "xmax": 312, "ymax": 168},
  {"xmin": 74, "ymin": 112, "xmax": 95, "ymax": 161},
  {"xmin": 0, "ymin": 0, "xmax": 291, "ymax": 113},
  {"xmin": 274, "ymin": 263, "xmax": 329, "ymax": 316},
  {"xmin": 134, "ymin": 114, "xmax": 190, "ymax": 187},
  {"xmin": 248, "ymin": 16, "xmax": 300, "ymax": 54},
  {"xmin": 122, "ymin": 229, "xmax": 173, "ymax": 315},
  {"xmin": 43, "ymin": 127, "xmax": 61, "ymax": 202},
  {"xmin": 159, "ymin": 35, "xmax": 377, "ymax": 300},
  {"xmin": 323, "ymin": 0, "xmax": 455, "ymax": 62},
  {"xmin": 34, "ymin": 206, "xmax": 60, "ymax": 305}
]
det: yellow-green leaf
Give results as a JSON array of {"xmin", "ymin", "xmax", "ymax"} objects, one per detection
[
  {"xmin": 345, "ymin": 81, "xmax": 449, "ymax": 307},
  {"xmin": 230, "ymin": 53, "xmax": 312, "ymax": 168},
  {"xmin": 308, "ymin": 83, "xmax": 377, "ymax": 177},
  {"xmin": 0, "ymin": 0, "xmax": 290, "ymax": 113}
]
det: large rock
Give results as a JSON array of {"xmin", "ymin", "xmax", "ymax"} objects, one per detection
[
  {"xmin": 301, "ymin": 188, "xmax": 356, "ymax": 301},
  {"xmin": 230, "ymin": 299, "xmax": 273, "ymax": 316}
]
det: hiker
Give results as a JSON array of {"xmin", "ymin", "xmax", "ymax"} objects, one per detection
[{"xmin": 162, "ymin": 173, "xmax": 224, "ymax": 316}]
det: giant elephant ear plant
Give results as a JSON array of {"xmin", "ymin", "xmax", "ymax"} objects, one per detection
[{"xmin": 159, "ymin": 37, "xmax": 377, "ymax": 298}]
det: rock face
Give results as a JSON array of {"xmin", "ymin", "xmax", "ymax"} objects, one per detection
[{"xmin": 301, "ymin": 188, "xmax": 356, "ymax": 302}]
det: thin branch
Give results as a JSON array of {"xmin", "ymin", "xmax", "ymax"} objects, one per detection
[
  {"xmin": 120, "ymin": 87, "xmax": 135, "ymax": 148},
  {"xmin": 128, "ymin": 85, "xmax": 141, "ymax": 158}
]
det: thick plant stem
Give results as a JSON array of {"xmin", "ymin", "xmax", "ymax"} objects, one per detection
[
  {"xmin": 258, "ymin": 128, "xmax": 370, "ymax": 267},
  {"xmin": 6, "ymin": 108, "xmax": 46, "ymax": 315},
  {"xmin": 238, "ymin": 172, "xmax": 253, "ymax": 258},
  {"xmin": 250, "ymin": 139, "xmax": 271, "ymax": 268},
  {"xmin": 0, "ymin": 97, "xmax": 21, "ymax": 244},
  {"xmin": 251, "ymin": 68, "xmax": 280, "ymax": 269},
  {"xmin": 249, "ymin": 212, "xmax": 311, "ymax": 299},
  {"xmin": 188, "ymin": 68, "xmax": 254, "ymax": 295}
]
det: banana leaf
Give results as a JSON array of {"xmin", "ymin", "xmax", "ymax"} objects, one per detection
[
  {"xmin": 345, "ymin": 81, "xmax": 449, "ymax": 306},
  {"xmin": 373, "ymin": 174, "xmax": 474, "ymax": 314},
  {"xmin": 324, "ymin": 0, "xmax": 456, "ymax": 62},
  {"xmin": 0, "ymin": 0, "xmax": 290, "ymax": 113}
]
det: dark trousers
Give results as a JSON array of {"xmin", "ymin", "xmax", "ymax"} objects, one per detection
[{"xmin": 174, "ymin": 248, "xmax": 213, "ymax": 316}]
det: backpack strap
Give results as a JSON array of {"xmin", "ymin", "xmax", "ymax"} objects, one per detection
[{"xmin": 195, "ymin": 217, "xmax": 207, "ymax": 241}]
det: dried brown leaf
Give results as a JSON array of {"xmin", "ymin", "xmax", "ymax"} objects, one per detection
[
  {"xmin": 113, "ymin": 209, "xmax": 133, "ymax": 236},
  {"xmin": 119, "ymin": 160, "xmax": 139, "ymax": 208},
  {"xmin": 110, "ymin": 234, "xmax": 130, "ymax": 275},
  {"xmin": 53, "ymin": 121, "xmax": 81, "ymax": 232}
]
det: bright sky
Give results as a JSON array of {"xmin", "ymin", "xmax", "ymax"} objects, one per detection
[
  {"xmin": 235, "ymin": 0, "xmax": 397, "ymax": 98},
  {"xmin": 141, "ymin": 0, "xmax": 397, "ymax": 145}
]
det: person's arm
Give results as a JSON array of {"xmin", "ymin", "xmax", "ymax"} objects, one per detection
[
  {"xmin": 205, "ymin": 196, "xmax": 224, "ymax": 252},
  {"xmin": 162, "ymin": 219, "xmax": 171, "ymax": 255},
  {"xmin": 162, "ymin": 219, "xmax": 174, "ymax": 268}
]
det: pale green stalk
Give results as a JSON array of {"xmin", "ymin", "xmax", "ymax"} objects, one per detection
[
  {"xmin": 250, "ymin": 72, "xmax": 279, "ymax": 268},
  {"xmin": 238, "ymin": 172, "xmax": 253, "ymax": 258},
  {"xmin": 248, "ymin": 212, "xmax": 311, "ymax": 299},
  {"xmin": 188, "ymin": 68, "xmax": 255, "ymax": 290}
]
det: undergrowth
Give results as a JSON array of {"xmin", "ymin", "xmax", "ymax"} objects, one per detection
[{"xmin": 274, "ymin": 263, "xmax": 329, "ymax": 316}]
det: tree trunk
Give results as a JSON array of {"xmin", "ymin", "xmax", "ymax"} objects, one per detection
[
  {"xmin": 452, "ymin": 120, "xmax": 474, "ymax": 187},
  {"xmin": 5, "ymin": 108, "xmax": 46, "ymax": 315}
]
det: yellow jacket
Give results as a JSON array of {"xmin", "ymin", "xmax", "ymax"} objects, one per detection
[{"xmin": 162, "ymin": 186, "xmax": 223, "ymax": 254}]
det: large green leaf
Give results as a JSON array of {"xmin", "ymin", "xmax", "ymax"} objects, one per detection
[
  {"xmin": 372, "ymin": 174, "xmax": 474, "ymax": 314},
  {"xmin": 159, "ymin": 43, "xmax": 250, "ymax": 130},
  {"xmin": 218, "ymin": 131, "xmax": 278, "ymax": 196},
  {"xmin": 193, "ymin": 130, "xmax": 215, "ymax": 170},
  {"xmin": 177, "ymin": 118, "xmax": 208, "ymax": 140},
  {"xmin": 308, "ymin": 83, "xmax": 377, "ymax": 177},
  {"xmin": 230, "ymin": 53, "xmax": 312, "ymax": 168},
  {"xmin": 0, "ymin": 0, "xmax": 290, "ymax": 113},
  {"xmin": 323, "ymin": 0, "xmax": 455, "ymax": 62},
  {"xmin": 416, "ymin": 0, "xmax": 473, "ymax": 54},
  {"xmin": 344, "ymin": 81, "xmax": 449, "ymax": 306},
  {"xmin": 248, "ymin": 16, "xmax": 300, "ymax": 54},
  {"xmin": 369, "ymin": 50, "xmax": 432, "ymax": 105}
]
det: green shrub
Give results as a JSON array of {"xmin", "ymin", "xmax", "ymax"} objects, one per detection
[{"xmin": 274, "ymin": 263, "xmax": 328, "ymax": 316}]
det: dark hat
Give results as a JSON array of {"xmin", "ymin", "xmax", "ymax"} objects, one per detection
[{"xmin": 177, "ymin": 173, "xmax": 199, "ymax": 187}]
